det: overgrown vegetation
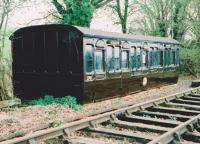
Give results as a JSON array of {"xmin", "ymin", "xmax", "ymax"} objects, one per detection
[
  {"xmin": 180, "ymin": 47, "xmax": 200, "ymax": 77},
  {"xmin": 26, "ymin": 95, "xmax": 81, "ymax": 111}
]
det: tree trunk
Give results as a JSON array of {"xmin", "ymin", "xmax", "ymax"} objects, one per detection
[
  {"xmin": 0, "ymin": 58, "xmax": 13, "ymax": 101},
  {"xmin": 121, "ymin": 21, "xmax": 127, "ymax": 33}
]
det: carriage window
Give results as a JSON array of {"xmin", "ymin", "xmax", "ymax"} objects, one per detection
[
  {"xmin": 154, "ymin": 48, "xmax": 159, "ymax": 66},
  {"xmin": 160, "ymin": 50, "xmax": 164, "ymax": 66},
  {"xmin": 176, "ymin": 48, "xmax": 179, "ymax": 65},
  {"xmin": 168, "ymin": 48, "xmax": 171, "ymax": 65},
  {"xmin": 114, "ymin": 46, "xmax": 120, "ymax": 71},
  {"xmin": 130, "ymin": 47, "xmax": 136, "ymax": 69},
  {"xmin": 107, "ymin": 46, "xmax": 113, "ymax": 71},
  {"xmin": 172, "ymin": 50, "xmax": 176, "ymax": 65},
  {"xmin": 85, "ymin": 45, "xmax": 93, "ymax": 73},
  {"xmin": 150, "ymin": 47, "xmax": 154, "ymax": 67},
  {"xmin": 95, "ymin": 50, "xmax": 105, "ymax": 73},
  {"xmin": 136, "ymin": 47, "xmax": 141, "ymax": 69},
  {"xmin": 122, "ymin": 51, "xmax": 129, "ymax": 69},
  {"xmin": 141, "ymin": 49, "xmax": 148, "ymax": 67},
  {"xmin": 164, "ymin": 48, "xmax": 168, "ymax": 66}
]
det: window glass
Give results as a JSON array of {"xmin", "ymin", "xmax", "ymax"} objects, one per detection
[
  {"xmin": 160, "ymin": 50, "xmax": 163, "ymax": 66},
  {"xmin": 172, "ymin": 50, "xmax": 176, "ymax": 65},
  {"xmin": 168, "ymin": 49, "xmax": 171, "ymax": 65},
  {"xmin": 114, "ymin": 47, "xmax": 120, "ymax": 71},
  {"xmin": 154, "ymin": 48, "xmax": 157, "ymax": 66},
  {"xmin": 150, "ymin": 47, "xmax": 154, "ymax": 67},
  {"xmin": 141, "ymin": 49, "xmax": 148, "ymax": 67},
  {"xmin": 136, "ymin": 47, "xmax": 141, "ymax": 68},
  {"xmin": 154, "ymin": 48, "xmax": 159, "ymax": 66},
  {"xmin": 130, "ymin": 47, "xmax": 136, "ymax": 69},
  {"xmin": 95, "ymin": 51, "xmax": 104, "ymax": 72},
  {"xmin": 157, "ymin": 48, "xmax": 160, "ymax": 66},
  {"xmin": 145, "ymin": 51, "xmax": 148, "ymax": 67},
  {"xmin": 164, "ymin": 48, "xmax": 168, "ymax": 66},
  {"xmin": 153, "ymin": 48, "xmax": 155, "ymax": 66},
  {"xmin": 107, "ymin": 46, "xmax": 113, "ymax": 71},
  {"xmin": 85, "ymin": 45, "xmax": 93, "ymax": 73},
  {"xmin": 122, "ymin": 51, "xmax": 129, "ymax": 69},
  {"xmin": 176, "ymin": 48, "xmax": 179, "ymax": 65}
]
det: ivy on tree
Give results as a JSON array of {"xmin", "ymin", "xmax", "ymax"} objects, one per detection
[{"xmin": 52, "ymin": 0, "xmax": 112, "ymax": 27}]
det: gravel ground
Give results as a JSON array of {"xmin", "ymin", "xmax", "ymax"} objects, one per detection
[{"xmin": 0, "ymin": 79, "xmax": 194, "ymax": 141}]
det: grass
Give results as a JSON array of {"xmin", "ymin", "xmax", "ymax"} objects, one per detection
[
  {"xmin": 26, "ymin": 95, "xmax": 81, "ymax": 111},
  {"xmin": 103, "ymin": 123, "xmax": 115, "ymax": 129},
  {"xmin": 51, "ymin": 119, "xmax": 64, "ymax": 127}
]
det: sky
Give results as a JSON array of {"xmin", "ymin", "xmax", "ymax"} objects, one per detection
[{"xmin": 8, "ymin": 0, "xmax": 122, "ymax": 33}]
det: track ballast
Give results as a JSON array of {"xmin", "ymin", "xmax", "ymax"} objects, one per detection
[{"xmin": 2, "ymin": 87, "xmax": 200, "ymax": 144}]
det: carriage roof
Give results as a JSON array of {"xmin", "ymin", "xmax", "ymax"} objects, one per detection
[{"xmin": 11, "ymin": 24, "xmax": 179, "ymax": 45}]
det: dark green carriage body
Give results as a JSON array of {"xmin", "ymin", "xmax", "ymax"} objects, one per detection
[{"xmin": 11, "ymin": 24, "xmax": 180, "ymax": 103}]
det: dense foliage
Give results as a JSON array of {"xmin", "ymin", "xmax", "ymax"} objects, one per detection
[
  {"xmin": 180, "ymin": 45, "xmax": 200, "ymax": 77},
  {"xmin": 52, "ymin": 0, "xmax": 94, "ymax": 27},
  {"xmin": 52, "ymin": 0, "xmax": 112, "ymax": 27}
]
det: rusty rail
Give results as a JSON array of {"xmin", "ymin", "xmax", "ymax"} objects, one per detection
[{"xmin": 1, "ymin": 87, "xmax": 200, "ymax": 144}]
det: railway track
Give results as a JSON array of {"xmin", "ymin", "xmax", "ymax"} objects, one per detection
[{"xmin": 2, "ymin": 87, "xmax": 200, "ymax": 144}]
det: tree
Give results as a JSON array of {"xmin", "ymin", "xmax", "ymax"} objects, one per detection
[
  {"xmin": 109, "ymin": 0, "xmax": 137, "ymax": 33},
  {"xmin": 171, "ymin": 0, "xmax": 191, "ymax": 41},
  {"xmin": 136, "ymin": 0, "xmax": 171, "ymax": 36},
  {"xmin": 189, "ymin": 0, "xmax": 200, "ymax": 46},
  {"xmin": 0, "ymin": 0, "xmax": 13, "ymax": 100},
  {"xmin": 179, "ymin": 0, "xmax": 200, "ymax": 77},
  {"xmin": 52, "ymin": 0, "xmax": 112, "ymax": 27},
  {"xmin": 0, "ymin": 0, "xmax": 26, "ymax": 100},
  {"xmin": 0, "ymin": 0, "xmax": 11, "ymax": 50},
  {"xmin": 136, "ymin": 0, "xmax": 190, "ymax": 38}
]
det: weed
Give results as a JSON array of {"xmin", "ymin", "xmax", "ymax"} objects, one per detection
[
  {"xmin": 122, "ymin": 138, "xmax": 132, "ymax": 144},
  {"xmin": 169, "ymin": 116, "xmax": 177, "ymax": 121},
  {"xmin": 143, "ymin": 114, "xmax": 151, "ymax": 118},
  {"xmin": 52, "ymin": 119, "xmax": 63, "ymax": 127},
  {"xmin": 45, "ymin": 110, "xmax": 55, "ymax": 116},
  {"xmin": 104, "ymin": 123, "xmax": 115, "ymax": 129}
]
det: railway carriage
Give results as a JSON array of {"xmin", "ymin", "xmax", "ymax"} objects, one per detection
[{"xmin": 10, "ymin": 24, "xmax": 180, "ymax": 103}]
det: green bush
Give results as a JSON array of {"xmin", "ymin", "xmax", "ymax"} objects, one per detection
[
  {"xmin": 180, "ymin": 48, "xmax": 200, "ymax": 76},
  {"xmin": 26, "ymin": 95, "xmax": 81, "ymax": 111}
]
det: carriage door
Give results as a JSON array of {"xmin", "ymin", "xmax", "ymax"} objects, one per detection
[
  {"xmin": 172, "ymin": 48, "xmax": 176, "ymax": 66},
  {"xmin": 154, "ymin": 47, "xmax": 159, "ymax": 68},
  {"xmin": 149, "ymin": 47, "xmax": 155, "ymax": 70},
  {"xmin": 176, "ymin": 48, "xmax": 180, "ymax": 66},
  {"xmin": 142, "ymin": 49, "xmax": 149, "ymax": 70},
  {"xmin": 84, "ymin": 42, "xmax": 95, "ymax": 102},
  {"xmin": 136, "ymin": 47, "xmax": 142, "ymax": 70},
  {"xmin": 130, "ymin": 46, "xmax": 136, "ymax": 73},
  {"xmin": 105, "ymin": 45, "xmax": 122, "ymax": 97},
  {"xmin": 121, "ymin": 42, "xmax": 130, "ymax": 95},
  {"xmin": 93, "ymin": 40, "xmax": 106, "ymax": 101},
  {"xmin": 159, "ymin": 46, "xmax": 164, "ymax": 68},
  {"xmin": 142, "ymin": 42, "xmax": 148, "ymax": 70}
]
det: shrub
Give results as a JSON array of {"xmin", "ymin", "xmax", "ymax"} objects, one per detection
[
  {"xmin": 26, "ymin": 95, "xmax": 81, "ymax": 111},
  {"xmin": 180, "ymin": 48, "xmax": 200, "ymax": 77}
]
